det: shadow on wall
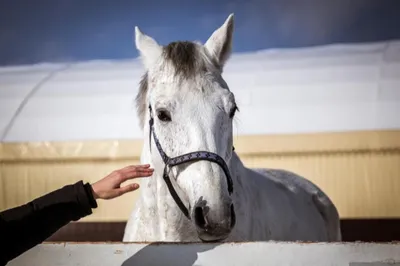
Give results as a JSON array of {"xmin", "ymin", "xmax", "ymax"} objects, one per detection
[{"xmin": 121, "ymin": 242, "xmax": 219, "ymax": 266}]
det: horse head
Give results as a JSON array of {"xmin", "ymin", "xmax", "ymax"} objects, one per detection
[{"xmin": 134, "ymin": 14, "xmax": 238, "ymax": 242}]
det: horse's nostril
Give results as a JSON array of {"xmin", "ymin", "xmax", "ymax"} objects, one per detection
[
  {"xmin": 194, "ymin": 206, "xmax": 207, "ymax": 229},
  {"xmin": 230, "ymin": 203, "xmax": 236, "ymax": 228}
]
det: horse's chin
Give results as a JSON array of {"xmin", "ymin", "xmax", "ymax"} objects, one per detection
[{"xmin": 197, "ymin": 232, "xmax": 229, "ymax": 243}]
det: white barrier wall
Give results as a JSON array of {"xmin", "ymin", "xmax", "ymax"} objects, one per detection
[{"xmin": 8, "ymin": 242, "xmax": 400, "ymax": 266}]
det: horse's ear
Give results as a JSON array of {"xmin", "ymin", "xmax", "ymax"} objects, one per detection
[
  {"xmin": 134, "ymin": 26, "xmax": 163, "ymax": 70},
  {"xmin": 204, "ymin": 13, "xmax": 234, "ymax": 68}
]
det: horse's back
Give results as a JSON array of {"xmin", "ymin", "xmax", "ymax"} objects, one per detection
[{"xmin": 250, "ymin": 168, "xmax": 342, "ymax": 241}]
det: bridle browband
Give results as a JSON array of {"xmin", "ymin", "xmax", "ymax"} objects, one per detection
[{"xmin": 148, "ymin": 105, "xmax": 234, "ymax": 219}]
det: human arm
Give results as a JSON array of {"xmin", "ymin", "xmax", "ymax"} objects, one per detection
[{"xmin": 0, "ymin": 164, "xmax": 153, "ymax": 265}]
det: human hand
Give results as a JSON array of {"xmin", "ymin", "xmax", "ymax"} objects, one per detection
[{"xmin": 91, "ymin": 164, "xmax": 154, "ymax": 200}]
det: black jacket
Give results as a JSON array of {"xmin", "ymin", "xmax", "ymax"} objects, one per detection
[{"xmin": 0, "ymin": 181, "xmax": 98, "ymax": 265}]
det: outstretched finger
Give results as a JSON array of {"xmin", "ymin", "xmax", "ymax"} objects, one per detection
[
  {"xmin": 116, "ymin": 169, "xmax": 153, "ymax": 184},
  {"xmin": 115, "ymin": 183, "xmax": 140, "ymax": 197},
  {"xmin": 120, "ymin": 164, "xmax": 151, "ymax": 174},
  {"xmin": 127, "ymin": 164, "xmax": 151, "ymax": 170},
  {"xmin": 125, "ymin": 167, "xmax": 154, "ymax": 177}
]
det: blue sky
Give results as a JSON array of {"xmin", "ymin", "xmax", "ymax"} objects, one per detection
[{"xmin": 0, "ymin": 0, "xmax": 399, "ymax": 66}]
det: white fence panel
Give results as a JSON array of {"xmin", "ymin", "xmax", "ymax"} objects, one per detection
[{"xmin": 8, "ymin": 242, "xmax": 400, "ymax": 266}]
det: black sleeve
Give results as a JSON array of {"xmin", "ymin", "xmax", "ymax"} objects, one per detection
[{"xmin": 0, "ymin": 180, "xmax": 98, "ymax": 265}]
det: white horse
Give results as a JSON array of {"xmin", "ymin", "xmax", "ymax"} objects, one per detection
[{"xmin": 123, "ymin": 14, "xmax": 342, "ymax": 243}]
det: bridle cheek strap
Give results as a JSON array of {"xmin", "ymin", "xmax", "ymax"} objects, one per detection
[{"xmin": 148, "ymin": 105, "xmax": 234, "ymax": 219}]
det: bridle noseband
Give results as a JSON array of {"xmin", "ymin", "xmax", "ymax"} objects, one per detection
[{"xmin": 148, "ymin": 105, "xmax": 234, "ymax": 219}]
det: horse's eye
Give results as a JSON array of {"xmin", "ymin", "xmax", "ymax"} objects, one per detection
[
  {"xmin": 157, "ymin": 109, "xmax": 172, "ymax": 122},
  {"xmin": 229, "ymin": 106, "xmax": 238, "ymax": 118}
]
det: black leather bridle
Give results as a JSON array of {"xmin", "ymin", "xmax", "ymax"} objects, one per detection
[{"xmin": 148, "ymin": 105, "xmax": 234, "ymax": 219}]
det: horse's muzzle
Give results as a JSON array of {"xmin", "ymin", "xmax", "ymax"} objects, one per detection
[{"xmin": 192, "ymin": 201, "xmax": 236, "ymax": 242}]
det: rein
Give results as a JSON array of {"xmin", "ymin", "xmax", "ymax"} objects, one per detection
[{"xmin": 148, "ymin": 105, "xmax": 234, "ymax": 219}]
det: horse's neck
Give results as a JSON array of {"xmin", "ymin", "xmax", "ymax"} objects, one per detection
[{"xmin": 230, "ymin": 151, "xmax": 246, "ymax": 190}]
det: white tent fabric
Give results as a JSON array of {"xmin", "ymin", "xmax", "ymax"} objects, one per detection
[{"xmin": 1, "ymin": 40, "xmax": 399, "ymax": 143}]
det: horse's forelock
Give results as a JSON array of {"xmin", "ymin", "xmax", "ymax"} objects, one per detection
[{"xmin": 163, "ymin": 41, "xmax": 200, "ymax": 78}]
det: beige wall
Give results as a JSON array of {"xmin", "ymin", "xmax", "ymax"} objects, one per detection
[{"xmin": 1, "ymin": 130, "xmax": 399, "ymax": 222}]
